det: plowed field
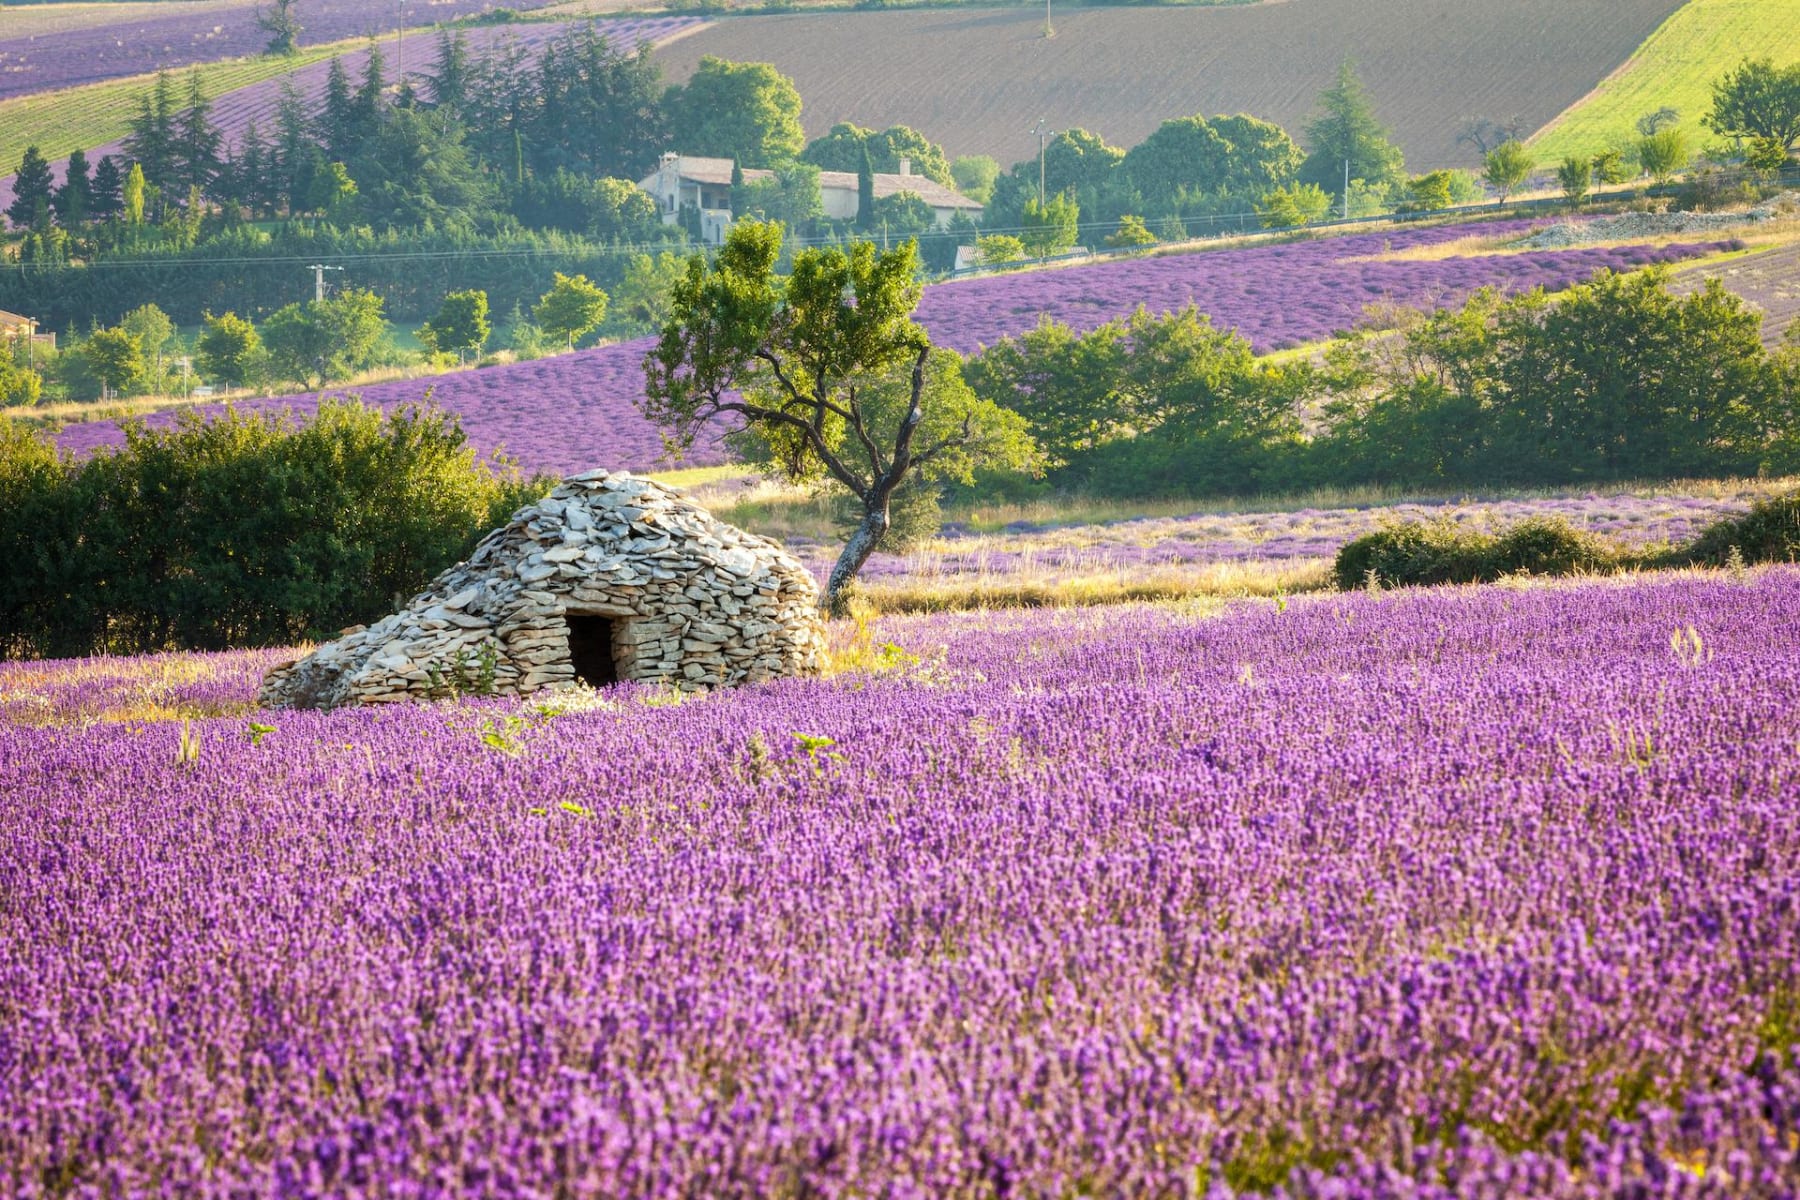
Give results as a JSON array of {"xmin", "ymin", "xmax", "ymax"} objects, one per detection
[
  {"xmin": 1676, "ymin": 241, "xmax": 1800, "ymax": 347},
  {"xmin": 657, "ymin": 0, "xmax": 1686, "ymax": 169}
]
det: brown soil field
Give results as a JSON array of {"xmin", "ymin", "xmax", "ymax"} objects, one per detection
[
  {"xmin": 1676, "ymin": 242, "xmax": 1800, "ymax": 348},
  {"xmin": 657, "ymin": 0, "xmax": 1686, "ymax": 169}
]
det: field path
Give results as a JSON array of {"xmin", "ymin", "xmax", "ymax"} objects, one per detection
[{"xmin": 656, "ymin": 0, "xmax": 1685, "ymax": 168}]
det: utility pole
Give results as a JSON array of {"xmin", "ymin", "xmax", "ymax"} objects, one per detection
[
  {"xmin": 1031, "ymin": 120, "xmax": 1059, "ymax": 207},
  {"xmin": 396, "ymin": 0, "xmax": 408, "ymax": 91},
  {"xmin": 306, "ymin": 264, "xmax": 342, "ymax": 302},
  {"xmin": 1343, "ymin": 156, "xmax": 1350, "ymax": 221},
  {"xmin": 1044, "ymin": 0, "xmax": 1053, "ymax": 38}
]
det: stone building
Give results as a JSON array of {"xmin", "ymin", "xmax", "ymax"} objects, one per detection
[{"xmin": 259, "ymin": 470, "xmax": 826, "ymax": 709}]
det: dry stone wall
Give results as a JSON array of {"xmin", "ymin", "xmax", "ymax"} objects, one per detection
[{"xmin": 259, "ymin": 470, "xmax": 826, "ymax": 709}]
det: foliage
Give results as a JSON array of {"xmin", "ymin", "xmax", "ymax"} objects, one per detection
[
  {"xmin": 0, "ymin": 401, "xmax": 544, "ymax": 657},
  {"xmin": 801, "ymin": 123, "xmax": 954, "ymax": 186},
  {"xmin": 1636, "ymin": 127, "xmax": 1690, "ymax": 183},
  {"xmin": 666, "ymin": 56, "xmax": 804, "ymax": 168},
  {"xmin": 1333, "ymin": 516, "xmax": 1623, "ymax": 590},
  {"xmin": 612, "ymin": 251, "xmax": 688, "ymax": 331},
  {"xmin": 1556, "ymin": 156, "xmax": 1592, "ymax": 206},
  {"xmin": 6, "ymin": 145, "xmax": 54, "ymax": 232},
  {"xmin": 1122, "ymin": 114, "xmax": 1301, "ymax": 208},
  {"xmin": 0, "ymin": 352, "xmax": 43, "ymax": 407},
  {"xmin": 1481, "ymin": 139, "xmax": 1533, "ymax": 202},
  {"xmin": 533, "ymin": 272, "xmax": 610, "ymax": 350},
  {"xmin": 1706, "ymin": 57, "xmax": 1800, "ymax": 159},
  {"xmin": 1402, "ymin": 170, "xmax": 1458, "ymax": 213},
  {"xmin": 1019, "ymin": 193, "xmax": 1079, "ymax": 258},
  {"xmin": 1299, "ymin": 59, "xmax": 1406, "ymax": 191},
  {"xmin": 82, "ymin": 327, "xmax": 146, "ymax": 398},
  {"xmin": 420, "ymin": 290, "xmax": 492, "ymax": 364},
  {"xmin": 641, "ymin": 222, "xmax": 1037, "ymax": 609},
  {"xmin": 950, "ymin": 154, "xmax": 1000, "ymax": 205},
  {"xmin": 975, "ymin": 234, "xmax": 1027, "ymax": 266},
  {"xmin": 1105, "ymin": 214, "xmax": 1158, "ymax": 248},
  {"xmin": 1591, "ymin": 148, "xmax": 1632, "ymax": 185},
  {"xmin": 256, "ymin": 0, "xmax": 303, "ymax": 56},
  {"xmin": 1257, "ymin": 182, "xmax": 1331, "ymax": 228},
  {"xmin": 261, "ymin": 288, "xmax": 389, "ymax": 388},
  {"xmin": 734, "ymin": 162, "xmax": 825, "ymax": 232},
  {"xmin": 1686, "ymin": 492, "xmax": 1800, "ymax": 565},
  {"xmin": 195, "ymin": 311, "xmax": 264, "ymax": 388}
]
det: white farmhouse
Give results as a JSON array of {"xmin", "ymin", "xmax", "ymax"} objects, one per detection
[{"xmin": 637, "ymin": 152, "xmax": 981, "ymax": 245}]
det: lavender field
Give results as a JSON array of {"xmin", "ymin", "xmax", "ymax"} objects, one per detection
[
  {"xmin": 0, "ymin": 0, "xmax": 569, "ymax": 102},
  {"xmin": 50, "ymin": 226, "xmax": 1737, "ymax": 477},
  {"xmin": 3, "ymin": 571, "xmax": 1798, "ymax": 1194},
  {"xmin": 825, "ymin": 488, "xmax": 1764, "ymax": 589}
]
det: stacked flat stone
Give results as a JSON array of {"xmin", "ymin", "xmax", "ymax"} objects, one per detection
[{"xmin": 259, "ymin": 470, "xmax": 826, "ymax": 709}]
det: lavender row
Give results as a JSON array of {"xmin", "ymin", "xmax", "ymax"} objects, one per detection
[
  {"xmin": 3, "ymin": 572, "xmax": 1798, "ymax": 1193},
  {"xmin": 0, "ymin": 0, "xmax": 569, "ymax": 103},
  {"xmin": 50, "ymin": 230, "xmax": 1733, "ymax": 477}
]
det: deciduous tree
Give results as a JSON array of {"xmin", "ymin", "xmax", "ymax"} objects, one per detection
[
  {"xmin": 533, "ymin": 272, "xmax": 609, "ymax": 350},
  {"xmin": 420, "ymin": 290, "xmax": 491, "ymax": 364},
  {"xmin": 666, "ymin": 57, "xmax": 803, "ymax": 168},
  {"xmin": 196, "ymin": 311, "xmax": 264, "ymax": 388},
  {"xmin": 1706, "ymin": 58, "xmax": 1800, "ymax": 163},
  {"xmin": 642, "ymin": 221, "xmax": 1036, "ymax": 611},
  {"xmin": 1482, "ymin": 139, "xmax": 1533, "ymax": 204}
]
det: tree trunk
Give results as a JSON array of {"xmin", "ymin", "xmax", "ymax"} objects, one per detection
[{"xmin": 822, "ymin": 500, "xmax": 889, "ymax": 617}]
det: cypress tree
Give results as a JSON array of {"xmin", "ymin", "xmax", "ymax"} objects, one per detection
[
  {"xmin": 425, "ymin": 30, "xmax": 470, "ymax": 112},
  {"xmin": 174, "ymin": 69, "xmax": 224, "ymax": 197},
  {"xmin": 319, "ymin": 57, "xmax": 355, "ymax": 159},
  {"xmin": 856, "ymin": 144, "xmax": 876, "ymax": 230}
]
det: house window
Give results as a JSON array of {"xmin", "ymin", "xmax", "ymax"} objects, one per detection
[{"xmin": 565, "ymin": 615, "xmax": 621, "ymax": 687}]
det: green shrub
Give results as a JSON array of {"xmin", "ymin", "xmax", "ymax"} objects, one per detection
[
  {"xmin": 1332, "ymin": 520, "xmax": 1494, "ymax": 591},
  {"xmin": 0, "ymin": 400, "xmax": 551, "ymax": 659},
  {"xmin": 1484, "ymin": 517, "xmax": 1621, "ymax": 577},
  {"xmin": 1686, "ymin": 493, "xmax": 1800, "ymax": 566}
]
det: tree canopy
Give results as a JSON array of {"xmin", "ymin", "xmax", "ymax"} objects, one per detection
[
  {"xmin": 1706, "ymin": 57, "xmax": 1800, "ymax": 167},
  {"xmin": 641, "ymin": 221, "xmax": 1035, "ymax": 610},
  {"xmin": 666, "ymin": 57, "xmax": 804, "ymax": 168},
  {"xmin": 1299, "ymin": 59, "xmax": 1406, "ymax": 191}
]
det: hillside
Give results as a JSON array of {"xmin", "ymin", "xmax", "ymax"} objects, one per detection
[
  {"xmin": 1528, "ymin": 0, "xmax": 1800, "ymax": 164},
  {"xmin": 654, "ymin": 0, "xmax": 1686, "ymax": 170}
]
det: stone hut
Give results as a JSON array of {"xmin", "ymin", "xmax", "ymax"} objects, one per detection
[{"xmin": 259, "ymin": 470, "xmax": 826, "ymax": 709}]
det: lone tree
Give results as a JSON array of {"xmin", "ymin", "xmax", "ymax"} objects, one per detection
[
  {"xmin": 642, "ymin": 221, "xmax": 1035, "ymax": 613},
  {"xmin": 257, "ymin": 0, "xmax": 303, "ymax": 57},
  {"xmin": 1706, "ymin": 57, "xmax": 1800, "ymax": 169},
  {"xmin": 421, "ymin": 289, "xmax": 491, "ymax": 364},
  {"xmin": 1482, "ymin": 139, "xmax": 1533, "ymax": 204},
  {"xmin": 534, "ymin": 273, "xmax": 609, "ymax": 351}
]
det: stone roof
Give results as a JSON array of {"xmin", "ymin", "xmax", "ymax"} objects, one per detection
[
  {"xmin": 816, "ymin": 170, "xmax": 984, "ymax": 210},
  {"xmin": 260, "ymin": 471, "xmax": 825, "ymax": 709}
]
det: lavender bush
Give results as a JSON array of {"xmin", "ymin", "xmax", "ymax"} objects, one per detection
[
  {"xmin": 49, "ymin": 231, "xmax": 1736, "ymax": 477},
  {"xmin": 2, "ymin": 570, "xmax": 1797, "ymax": 1194}
]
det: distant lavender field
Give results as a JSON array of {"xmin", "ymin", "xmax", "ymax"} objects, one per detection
[
  {"xmin": 51, "ymin": 226, "xmax": 1734, "ymax": 476},
  {"xmin": 816, "ymin": 490, "xmax": 1761, "ymax": 587},
  {"xmin": 0, "ymin": 0, "xmax": 566, "ymax": 102},
  {"xmin": 0, "ymin": 16, "xmax": 699, "ymax": 212}
]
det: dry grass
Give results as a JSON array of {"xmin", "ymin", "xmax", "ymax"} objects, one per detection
[{"xmin": 852, "ymin": 558, "xmax": 1331, "ymax": 615}]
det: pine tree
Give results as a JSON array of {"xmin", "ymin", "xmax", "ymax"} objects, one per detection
[
  {"xmin": 6, "ymin": 146, "xmax": 55, "ymax": 231},
  {"xmin": 90, "ymin": 156, "xmax": 124, "ymax": 220},
  {"xmin": 425, "ymin": 30, "xmax": 470, "ymax": 112},
  {"xmin": 1298, "ymin": 59, "xmax": 1405, "ymax": 193},
  {"xmin": 52, "ymin": 148, "xmax": 92, "ymax": 228},
  {"xmin": 351, "ymin": 42, "xmax": 387, "ymax": 146},
  {"xmin": 174, "ymin": 68, "xmax": 224, "ymax": 197},
  {"xmin": 123, "ymin": 72, "xmax": 180, "ymax": 202},
  {"xmin": 319, "ymin": 57, "xmax": 355, "ymax": 159},
  {"xmin": 256, "ymin": 0, "xmax": 303, "ymax": 56}
]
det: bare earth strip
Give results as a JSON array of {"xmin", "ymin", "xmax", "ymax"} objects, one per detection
[
  {"xmin": 655, "ymin": 0, "xmax": 1686, "ymax": 169},
  {"xmin": 1674, "ymin": 242, "xmax": 1800, "ymax": 347}
]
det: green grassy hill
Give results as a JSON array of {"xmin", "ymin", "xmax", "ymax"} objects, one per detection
[{"xmin": 1528, "ymin": 0, "xmax": 1800, "ymax": 164}]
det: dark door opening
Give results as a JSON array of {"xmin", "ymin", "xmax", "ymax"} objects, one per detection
[{"xmin": 566, "ymin": 615, "xmax": 620, "ymax": 686}]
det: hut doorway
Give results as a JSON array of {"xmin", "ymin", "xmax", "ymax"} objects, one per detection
[{"xmin": 565, "ymin": 614, "xmax": 621, "ymax": 686}]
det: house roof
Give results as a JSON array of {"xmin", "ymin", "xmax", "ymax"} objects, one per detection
[
  {"xmin": 639, "ymin": 156, "xmax": 775, "ymax": 188},
  {"xmin": 0, "ymin": 310, "xmax": 37, "ymax": 328},
  {"xmin": 816, "ymin": 170, "xmax": 983, "ymax": 211}
]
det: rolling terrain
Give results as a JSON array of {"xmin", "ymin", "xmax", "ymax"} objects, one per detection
[
  {"xmin": 1528, "ymin": 0, "xmax": 1800, "ymax": 165},
  {"xmin": 655, "ymin": 0, "xmax": 1687, "ymax": 169}
]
